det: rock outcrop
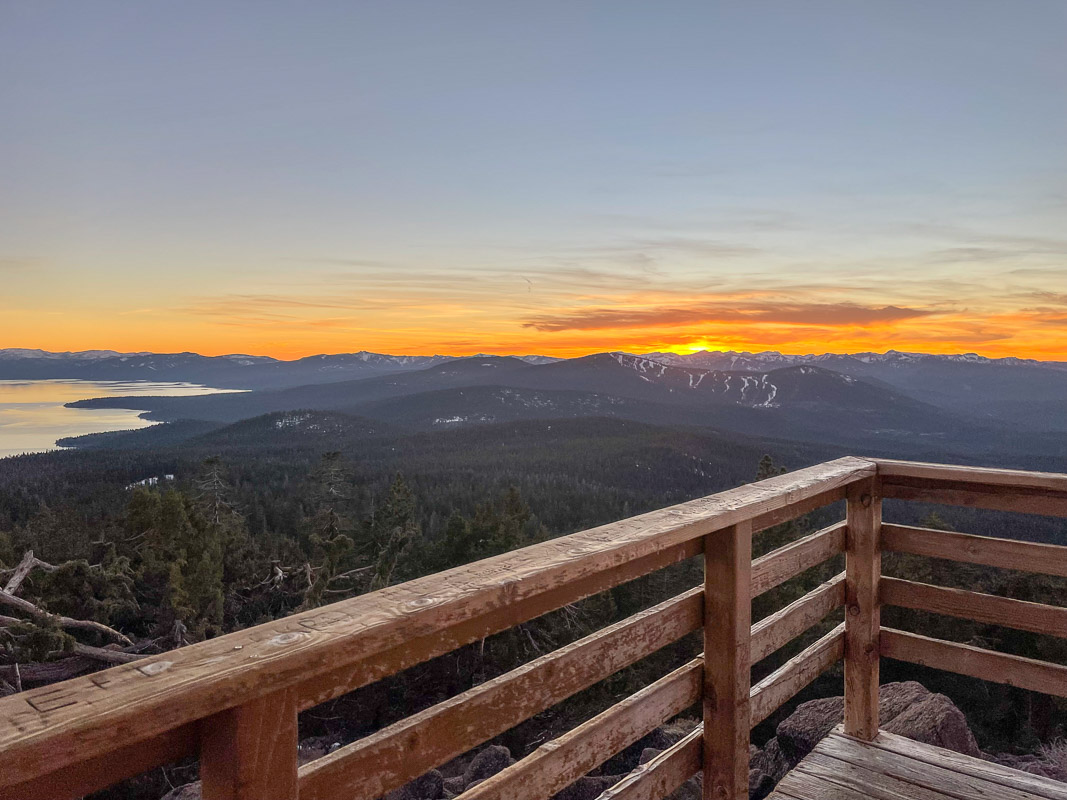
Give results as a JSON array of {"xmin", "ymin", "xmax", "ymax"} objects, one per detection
[{"xmin": 748, "ymin": 681, "xmax": 982, "ymax": 798}]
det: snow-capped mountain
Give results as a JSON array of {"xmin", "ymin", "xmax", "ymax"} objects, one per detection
[{"xmin": 641, "ymin": 349, "xmax": 1067, "ymax": 371}]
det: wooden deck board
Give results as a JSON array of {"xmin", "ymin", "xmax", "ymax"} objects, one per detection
[{"xmin": 770, "ymin": 727, "xmax": 1067, "ymax": 800}]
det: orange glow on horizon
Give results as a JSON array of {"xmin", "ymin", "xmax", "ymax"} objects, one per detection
[{"xmin": 4, "ymin": 289, "xmax": 1066, "ymax": 362}]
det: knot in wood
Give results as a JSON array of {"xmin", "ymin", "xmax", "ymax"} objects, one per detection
[
  {"xmin": 860, "ymin": 493, "xmax": 873, "ymax": 508},
  {"xmin": 269, "ymin": 631, "xmax": 307, "ymax": 646},
  {"xmin": 848, "ymin": 604, "xmax": 861, "ymax": 616}
]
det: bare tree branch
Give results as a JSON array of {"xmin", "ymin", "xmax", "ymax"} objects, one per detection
[
  {"xmin": 70, "ymin": 643, "xmax": 146, "ymax": 664},
  {"xmin": 2, "ymin": 551, "xmax": 56, "ymax": 596},
  {"xmin": 0, "ymin": 589, "xmax": 133, "ymax": 646}
]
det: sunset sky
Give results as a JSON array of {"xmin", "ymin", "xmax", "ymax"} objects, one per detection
[{"xmin": 2, "ymin": 2, "xmax": 1065, "ymax": 360}]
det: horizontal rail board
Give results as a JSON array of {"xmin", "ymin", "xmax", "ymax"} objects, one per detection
[
  {"xmin": 875, "ymin": 459, "xmax": 1067, "ymax": 493},
  {"xmin": 750, "ymin": 487, "xmax": 846, "ymax": 535},
  {"xmin": 294, "ymin": 539, "xmax": 703, "ymax": 711},
  {"xmin": 751, "ymin": 574, "xmax": 846, "ymax": 663},
  {"xmin": 461, "ymin": 659, "xmax": 702, "ymax": 800},
  {"xmin": 881, "ymin": 577, "xmax": 1067, "ymax": 638},
  {"xmin": 0, "ymin": 723, "xmax": 197, "ymax": 800},
  {"xmin": 597, "ymin": 727, "xmax": 702, "ymax": 800},
  {"xmin": 881, "ymin": 480, "xmax": 1067, "ymax": 518},
  {"xmin": 749, "ymin": 623, "xmax": 845, "ymax": 727},
  {"xmin": 0, "ymin": 455, "xmax": 872, "ymax": 787},
  {"xmin": 751, "ymin": 523, "xmax": 846, "ymax": 597},
  {"xmin": 298, "ymin": 587, "xmax": 703, "ymax": 800},
  {"xmin": 882, "ymin": 524, "xmax": 1067, "ymax": 578},
  {"xmin": 881, "ymin": 628, "xmax": 1067, "ymax": 698}
]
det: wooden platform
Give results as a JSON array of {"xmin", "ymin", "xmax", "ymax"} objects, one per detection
[{"xmin": 770, "ymin": 726, "xmax": 1067, "ymax": 800}]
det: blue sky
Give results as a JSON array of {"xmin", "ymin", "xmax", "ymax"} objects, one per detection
[{"xmin": 2, "ymin": 1, "xmax": 1065, "ymax": 357}]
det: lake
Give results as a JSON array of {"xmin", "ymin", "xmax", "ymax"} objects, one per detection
[{"xmin": 0, "ymin": 380, "xmax": 238, "ymax": 458}]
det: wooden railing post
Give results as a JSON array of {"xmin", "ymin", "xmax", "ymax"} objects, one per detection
[
  {"xmin": 200, "ymin": 688, "xmax": 299, "ymax": 800},
  {"xmin": 703, "ymin": 521, "xmax": 752, "ymax": 800},
  {"xmin": 844, "ymin": 477, "xmax": 881, "ymax": 740}
]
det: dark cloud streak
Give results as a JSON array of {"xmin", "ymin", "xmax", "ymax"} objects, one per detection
[{"xmin": 523, "ymin": 302, "xmax": 935, "ymax": 332}]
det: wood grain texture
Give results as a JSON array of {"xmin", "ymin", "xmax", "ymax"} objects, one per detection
[
  {"xmin": 750, "ymin": 523, "xmax": 846, "ymax": 597},
  {"xmin": 200, "ymin": 688, "xmax": 298, "ymax": 800},
  {"xmin": 460, "ymin": 659, "xmax": 702, "ymax": 800},
  {"xmin": 819, "ymin": 729, "xmax": 1061, "ymax": 800},
  {"xmin": 750, "ymin": 487, "xmax": 846, "ymax": 535},
  {"xmin": 791, "ymin": 752, "xmax": 951, "ymax": 800},
  {"xmin": 881, "ymin": 577, "xmax": 1067, "ymax": 638},
  {"xmin": 597, "ymin": 726, "xmax": 702, "ymax": 800},
  {"xmin": 298, "ymin": 587, "xmax": 703, "ymax": 800},
  {"xmin": 749, "ymin": 624, "xmax": 844, "ymax": 728},
  {"xmin": 881, "ymin": 524, "xmax": 1067, "ymax": 579},
  {"xmin": 774, "ymin": 727, "xmax": 1067, "ymax": 800},
  {"xmin": 0, "ymin": 456, "xmax": 873, "ymax": 790},
  {"xmin": 703, "ymin": 522, "xmax": 752, "ymax": 800},
  {"xmin": 881, "ymin": 628, "xmax": 1067, "ymax": 698},
  {"xmin": 881, "ymin": 480, "xmax": 1067, "ymax": 518},
  {"xmin": 863, "ymin": 728, "xmax": 1067, "ymax": 800},
  {"xmin": 0, "ymin": 724, "xmax": 197, "ymax": 800},
  {"xmin": 750, "ymin": 574, "xmax": 846, "ymax": 664},
  {"xmin": 844, "ymin": 477, "xmax": 881, "ymax": 740},
  {"xmin": 874, "ymin": 458, "xmax": 1067, "ymax": 493}
]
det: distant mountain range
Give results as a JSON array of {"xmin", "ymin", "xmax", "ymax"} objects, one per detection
[
  {"xmin": 7, "ymin": 345, "xmax": 1067, "ymax": 457},
  {"xmin": 0, "ymin": 348, "xmax": 558, "ymax": 388}
]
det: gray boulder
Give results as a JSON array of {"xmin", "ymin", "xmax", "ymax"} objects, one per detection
[
  {"xmin": 462, "ymin": 744, "xmax": 515, "ymax": 788},
  {"xmin": 385, "ymin": 769, "xmax": 444, "ymax": 800}
]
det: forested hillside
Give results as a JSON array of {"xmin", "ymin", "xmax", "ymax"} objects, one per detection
[{"xmin": 0, "ymin": 414, "xmax": 1065, "ymax": 798}]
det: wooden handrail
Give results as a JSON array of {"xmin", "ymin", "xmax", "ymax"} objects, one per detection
[
  {"xmin": 843, "ymin": 476, "xmax": 881, "ymax": 740},
  {"xmin": 5, "ymin": 455, "xmax": 1067, "ymax": 800},
  {"xmin": 876, "ymin": 458, "xmax": 1067, "ymax": 517},
  {"xmin": 460, "ymin": 659, "xmax": 703, "ymax": 800},
  {"xmin": 598, "ymin": 727, "xmax": 703, "ymax": 800},
  {"xmin": 298, "ymin": 586, "xmax": 704, "ymax": 800},
  {"xmin": 880, "ymin": 629, "xmax": 1067, "ymax": 698},
  {"xmin": 881, "ymin": 577, "xmax": 1067, "ymax": 638},
  {"xmin": 0, "ymin": 455, "xmax": 873, "ymax": 793},
  {"xmin": 751, "ymin": 522, "xmax": 846, "ymax": 596},
  {"xmin": 751, "ymin": 574, "xmax": 845, "ymax": 663},
  {"xmin": 750, "ymin": 623, "xmax": 846, "ymax": 728},
  {"xmin": 882, "ymin": 523, "xmax": 1067, "ymax": 578}
]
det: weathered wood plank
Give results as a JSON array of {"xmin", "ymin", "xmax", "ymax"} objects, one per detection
[
  {"xmin": 298, "ymin": 586, "xmax": 703, "ymax": 800},
  {"xmin": 751, "ymin": 574, "xmax": 846, "ymax": 664},
  {"xmin": 791, "ymin": 752, "xmax": 954, "ymax": 800},
  {"xmin": 875, "ymin": 458, "xmax": 1067, "ymax": 493},
  {"xmin": 881, "ymin": 628, "xmax": 1067, "ymax": 698},
  {"xmin": 881, "ymin": 577, "xmax": 1067, "ymax": 638},
  {"xmin": 749, "ymin": 623, "xmax": 845, "ymax": 728},
  {"xmin": 460, "ymin": 659, "xmax": 702, "ymax": 800},
  {"xmin": 200, "ymin": 689, "xmax": 298, "ymax": 800},
  {"xmin": 750, "ymin": 487, "xmax": 846, "ymax": 535},
  {"xmin": 0, "ymin": 456, "xmax": 873, "ymax": 790},
  {"xmin": 785, "ymin": 763, "xmax": 943, "ymax": 800},
  {"xmin": 820, "ymin": 729, "xmax": 1061, "ymax": 800},
  {"xmin": 881, "ymin": 524, "xmax": 1067, "ymax": 579},
  {"xmin": 0, "ymin": 724, "xmax": 197, "ymax": 800},
  {"xmin": 844, "ymin": 477, "xmax": 881, "ymax": 740},
  {"xmin": 881, "ymin": 480, "xmax": 1067, "ymax": 518},
  {"xmin": 750, "ymin": 523, "xmax": 846, "ymax": 597},
  {"xmin": 862, "ymin": 728, "xmax": 1067, "ymax": 800},
  {"xmin": 596, "ymin": 726, "xmax": 702, "ymax": 800},
  {"xmin": 704, "ymin": 522, "xmax": 752, "ymax": 800},
  {"xmin": 297, "ymin": 539, "xmax": 702, "ymax": 712}
]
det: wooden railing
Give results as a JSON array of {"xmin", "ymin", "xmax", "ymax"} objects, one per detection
[{"xmin": 0, "ymin": 456, "xmax": 1064, "ymax": 800}]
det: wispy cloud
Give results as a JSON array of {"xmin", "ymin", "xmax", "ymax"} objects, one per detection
[{"xmin": 523, "ymin": 301, "xmax": 935, "ymax": 332}]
